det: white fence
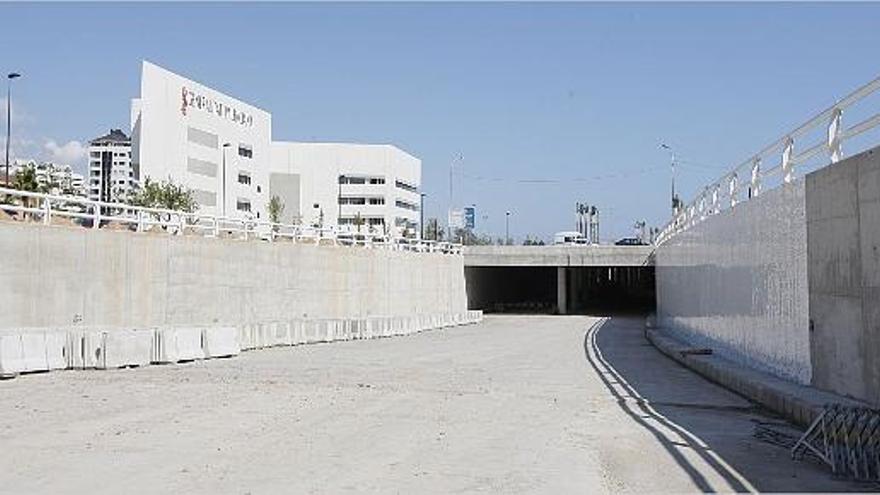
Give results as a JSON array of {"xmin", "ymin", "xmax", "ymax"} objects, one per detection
[
  {"xmin": 0, "ymin": 186, "xmax": 462, "ymax": 255},
  {"xmin": 656, "ymin": 75, "xmax": 880, "ymax": 245}
]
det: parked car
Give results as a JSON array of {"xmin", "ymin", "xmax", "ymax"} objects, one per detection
[{"xmin": 614, "ymin": 237, "xmax": 647, "ymax": 246}]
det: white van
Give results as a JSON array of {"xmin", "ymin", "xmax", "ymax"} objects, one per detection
[{"xmin": 553, "ymin": 231, "xmax": 588, "ymax": 245}]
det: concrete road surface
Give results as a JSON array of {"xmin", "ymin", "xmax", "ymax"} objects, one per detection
[{"xmin": 0, "ymin": 316, "xmax": 867, "ymax": 493}]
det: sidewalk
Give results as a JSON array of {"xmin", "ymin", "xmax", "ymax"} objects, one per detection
[{"xmin": 645, "ymin": 326, "xmax": 867, "ymax": 428}]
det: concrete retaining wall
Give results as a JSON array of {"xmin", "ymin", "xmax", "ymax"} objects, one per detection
[
  {"xmin": 656, "ymin": 180, "xmax": 811, "ymax": 384},
  {"xmin": 0, "ymin": 222, "xmax": 467, "ymax": 328},
  {"xmin": 656, "ymin": 145, "xmax": 880, "ymax": 405},
  {"xmin": 806, "ymin": 147, "xmax": 880, "ymax": 405}
]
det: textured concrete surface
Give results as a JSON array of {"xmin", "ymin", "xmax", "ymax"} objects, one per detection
[
  {"xmin": 806, "ymin": 145, "xmax": 880, "ymax": 405},
  {"xmin": 0, "ymin": 222, "xmax": 466, "ymax": 329},
  {"xmin": 655, "ymin": 180, "xmax": 811, "ymax": 384},
  {"xmin": 0, "ymin": 315, "xmax": 860, "ymax": 493},
  {"xmin": 463, "ymin": 244, "xmax": 653, "ymax": 267}
]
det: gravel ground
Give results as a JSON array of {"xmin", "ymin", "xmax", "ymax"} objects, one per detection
[{"xmin": 0, "ymin": 315, "xmax": 866, "ymax": 493}]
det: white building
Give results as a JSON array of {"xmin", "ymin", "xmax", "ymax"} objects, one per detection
[
  {"xmin": 88, "ymin": 129, "xmax": 134, "ymax": 203},
  {"xmin": 129, "ymin": 61, "xmax": 422, "ymax": 234},
  {"xmin": 270, "ymin": 142, "xmax": 421, "ymax": 235},
  {"xmin": 12, "ymin": 159, "xmax": 87, "ymax": 197},
  {"xmin": 131, "ymin": 61, "xmax": 271, "ymax": 220}
]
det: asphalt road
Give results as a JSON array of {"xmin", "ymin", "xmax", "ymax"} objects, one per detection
[{"xmin": 0, "ymin": 315, "xmax": 865, "ymax": 493}]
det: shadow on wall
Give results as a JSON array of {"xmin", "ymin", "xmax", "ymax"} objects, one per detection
[{"xmin": 583, "ymin": 316, "xmax": 859, "ymax": 493}]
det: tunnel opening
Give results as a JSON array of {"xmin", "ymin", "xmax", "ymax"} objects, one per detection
[{"xmin": 465, "ymin": 265, "xmax": 655, "ymax": 315}]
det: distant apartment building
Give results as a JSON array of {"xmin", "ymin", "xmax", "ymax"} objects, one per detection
[
  {"xmin": 88, "ymin": 129, "xmax": 135, "ymax": 203},
  {"xmin": 11, "ymin": 159, "xmax": 87, "ymax": 197}
]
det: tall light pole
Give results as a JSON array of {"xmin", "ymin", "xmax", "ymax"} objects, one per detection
[
  {"xmin": 448, "ymin": 153, "xmax": 462, "ymax": 240},
  {"xmin": 505, "ymin": 210, "xmax": 511, "ymax": 245},
  {"xmin": 661, "ymin": 143, "xmax": 676, "ymax": 215},
  {"xmin": 5, "ymin": 73, "xmax": 22, "ymax": 186},
  {"xmin": 420, "ymin": 192, "xmax": 426, "ymax": 239},
  {"xmin": 221, "ymin": 142, "xmax": 231, "ymax": 217}
]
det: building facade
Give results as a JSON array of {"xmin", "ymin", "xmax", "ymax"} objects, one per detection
[
  {"xmin": 12, "ymin": 159, "xmax": 87, "ymax": 197},
  {"xmin": 131, "ymin": 61, "xmax": 271, "ymax": 220},
  {"xmin": 88, "ymin": 129, "xmax": 134, "ymax": 203},
  {"xmin": 129, "ymin": 61, "xmax": 421, "ymax": 234},
  {"xmin": 270, "ymin": 142, "xmax": 421, "ymax": 235}
]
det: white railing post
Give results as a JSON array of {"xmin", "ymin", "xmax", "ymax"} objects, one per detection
[
  {"xmin": 828, "ymin": 107, "xmax": 842, "ymax": 163},
  {"xmin": 136, "ymin": 210, "xmax": 144, "ymax": 232},
  {"xmin": 750, "ymin": 158, "xmax": 762, "ymax": 198},
  {"xmin": 782, "ymin": 137, "xmax": 794, "ymax": 184},
  {"xmin": 711, "ymin": 185, "xmax": 720, "ymax": 215},
  {"xmin": 42, "ymin": 197, "xmax": 51, "ymax": 225},
  {"xmin": 729, "ymin": 173, "xmax": 739, "ymax": 208},
  {"xmin": 177, "ymin": 215, "xmax": 185, "ymax": 236},
  {"xmin": 92, "ymin": 201, "xmax": 101, "ymax": 229}
]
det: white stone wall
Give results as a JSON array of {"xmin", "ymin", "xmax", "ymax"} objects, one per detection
[
  {"xmin": 0, "ymin": 223, "xmax": 466, "ymax": 329},
  {"xmin": 655, "ymin": 181, "xmax": 811, "ymax": 384}
]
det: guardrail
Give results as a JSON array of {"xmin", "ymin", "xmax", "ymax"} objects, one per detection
[
  {"xmin": 656, "ymin": 75, "xmax": 880, "ymax": 245},
  {"xmin": 0, "ymin": 186, "xmax": 462, "ymax": 255}
]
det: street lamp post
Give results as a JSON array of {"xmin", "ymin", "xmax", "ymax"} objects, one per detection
[
  {"xmin": 420, "ymin": 192, "xmax": 426, "ymax": 239},
  {"xmin": 221, "ymin": 143, "xmax": 231, "ymax": 217},
  {"xmin": 505, "ymin": 210, "xmax": 511, "ymax": 245},
  {"xmin": 5, "ymin": 72, "xmax": 22, "ymax": 186},
  {"xmin": 661, "ymin": 143, "xmax": 677, "ymax": 215}
]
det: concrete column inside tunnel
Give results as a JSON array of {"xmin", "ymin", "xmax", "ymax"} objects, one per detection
[{"xmin": 557, "ymin": 266, "xmax": 567, "ymax": 314}]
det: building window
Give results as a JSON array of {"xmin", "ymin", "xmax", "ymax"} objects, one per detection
[
  {"xmin": 369, "ymin": 177, "xmax": 385, "ymax": 185},
  {"xmin": 368, "ymin": 197, "xmax": 385, "ymax": 205},
  {"xmin": 395, "ymin": 180, "xmax": 418, "ymax": 193},
  {"xmin": 238, "ymin": 144, "xmax": 253, "ymax": 159},
  {"xmin": 395, "ymin": 199, "xmax": 419, "ymax": 211},
  {"xmin": 340, "ymin": 197, "xmax": 366, "ymax": 205},
  {"xmin": 236, "ymin": 199, "xmax": 252, "ymax": 212},
  {"xmin": 339, "ymin": 176, "xmax": 366, "ymax": 185},
  {"xmin": 256, "ymin": 185, "xmax": 261, "ymax": 193},
  {"xmin": 368, "ymin": 218, "xmax": 384, "ymax": 226},
  {"xmin": 238, "ymin": 172, "xmax": 251, "ymax": 185}
]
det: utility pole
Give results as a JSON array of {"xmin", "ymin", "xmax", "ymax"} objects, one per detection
[
  {"xmin": 661, "ymin": 143, "xmax": 677, "ymax": 215},
  {"xmin": 505, "ymin": 210, "xmax": 511, "ymax": 245},
  {"xmin": 5, "ymin": 73, "xmax": 22, "ymax": 186},
  {"xmin": 420, "ymin": 192, "xmax": 426, "ymax": 239}
]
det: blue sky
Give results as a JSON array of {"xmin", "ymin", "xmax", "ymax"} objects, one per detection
[{"xmin": 2, "ymin": 2, "xmax": 879, "ymax": 241}]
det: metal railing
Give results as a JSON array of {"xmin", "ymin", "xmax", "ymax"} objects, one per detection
[
  {"xmin": 656, "ymin": 75, "xmax": 880, "ymax": 245},
  {"xmin": 0, "ymin": 186, "xmax": 462, "ymax": 255}
]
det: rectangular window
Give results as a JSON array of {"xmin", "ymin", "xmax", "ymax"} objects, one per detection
[
  {"xmin": 236, "ymin": 199, "xmax": 252, "ymax": 212},
  {"xmin": 369, "ymin": 177, "xmax": 385, "ymax": 185},
  {"xmin": 395, "ymin": 199, "xmax": 419, "ymax": 211},
  {"xmin": 368, "ymin": 197, "xmax": 385, "ymax": 205},
  {"xmin": 192, "ymin": 189, "xmax": 216, "ymax": 207},
  {"xmin": 340, "ymin": 197, "xmax": 366, "ymax": 205},
  {"xmin": 395, "ymin": 180, "xmax": 418, "ymax": 193},
  {"xmin": 238, "ymin": 172, "xmax": 251, "ymax": 185},
  {"xmin": 238, "ymin": 144, "xmax": 253, "ymax": 159},
  {"xmin": 339, "ymin": 176, "xmax": 366, "ymax": 185}
]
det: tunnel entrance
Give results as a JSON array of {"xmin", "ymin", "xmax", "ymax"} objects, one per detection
[{"xmin": 465, "ymin": 265, "xmax": 655, "ymax": 314}]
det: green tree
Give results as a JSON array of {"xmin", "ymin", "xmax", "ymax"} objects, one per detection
[
  {"xmin": 267, "ymin": 195, "xmax": 285, "ymax": 224},
  {"xmin": 131, "ymin": 177, "xmax": 198, "ymax": 212},
  {"xmin": 12, "ymin": 164, "xmax": 51, "ymax": 194}
]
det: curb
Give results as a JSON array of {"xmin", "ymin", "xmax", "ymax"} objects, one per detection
[{"xmin": 645, "ymin": 326, "xmax": 866, "ymax": 427}]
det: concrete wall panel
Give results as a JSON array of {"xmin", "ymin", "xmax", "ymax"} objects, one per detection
[
  {"xmin": 0, "ymin": 223, "xmax": 466, "ymax": 330},
  {"xmin": 656, "ymin": 181, "xmax": 811, "ymax": 384}
]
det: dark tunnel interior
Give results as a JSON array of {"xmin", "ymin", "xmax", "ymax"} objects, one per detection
[{"xmin": 465, "ymin": 265, "xmax": 655, "ymax": 314}]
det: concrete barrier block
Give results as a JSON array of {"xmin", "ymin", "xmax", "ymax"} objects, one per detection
[
  {"xmin": 102, "ymin": 329, "xmax": 153, "ymax": 369},
  {"xmin": 237, "ymin": 323, "xmax": 254, "ymax": 351},
  {"xmin": 0, "ymin": 334, "xmax": 25, "ymax": 375},
  {"xmin": 276, "ymin": 321, "xmax": 293, "ymax": 346},
  {"xmin": 203, "ymin": 326, "xmax": 240, "ymax": 358},
  {"xmin": 20, "ymin": 333, "xmax": 50, "ymax": 372},
  {"xmin": 289, "ymin": 320, "xmax": 305, "ymax": 345},
  {"xmin": 44, "ymin": 331, "xmax": 67, "ymax": 370},
  {"xmin": 152, "ymin": 327, "xmax": 205, "ymax": 363}
]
